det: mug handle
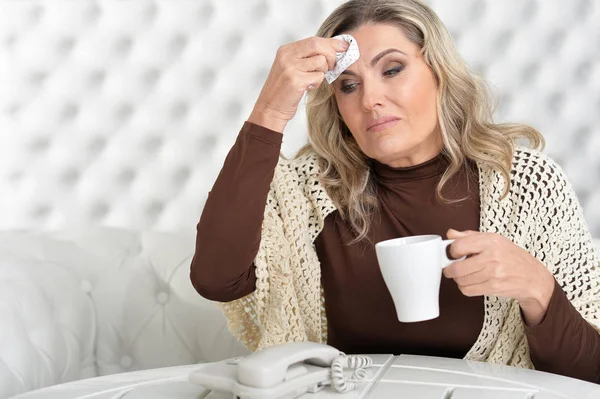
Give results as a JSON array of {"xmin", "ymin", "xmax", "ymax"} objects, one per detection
[{"xmin": 440, "ymin": 239, "xmax": 466, "ymax": 269}]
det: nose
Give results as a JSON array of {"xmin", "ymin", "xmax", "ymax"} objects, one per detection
[{"xmin": 361, "ymin": 80, "xmax": 384, "ymax": 112}]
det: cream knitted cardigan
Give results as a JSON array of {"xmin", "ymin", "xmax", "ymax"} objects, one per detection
[{"xmin": 219, "ymin": 146, "xmax": 600, "ymax": 368}]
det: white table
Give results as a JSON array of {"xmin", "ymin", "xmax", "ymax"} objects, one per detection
[{"xmin": 11, "ymin": 355, "xmax": 600, "ymax": 399}]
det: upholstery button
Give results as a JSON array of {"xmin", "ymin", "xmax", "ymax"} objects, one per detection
[
  {"xmin": 252, "ymin": 0, "xmax": 269, "ymax": 21},
  {"xmin": 146, "ymin": 201, "xmax": 164, "ymax": 218},
  {"xmin": 197, "ymin": 2, "xmax": 215, "ymax": 24},
  {"xmin": 143, "ymin": 2, "xmax": 158, "ymax": 22},
  {"xmin": 143, "ymin": 68, "xmax": 161, "ymax": 87},
  {"xmin": 57, "ymin": 37, "xmax": 76, "ymax": 56},
  {"xmin": 5, "ymin": 34, "xmax": 17, "ymax": 50},
  {"xmin": 61, "ymin": 169, "xmax": 80, "ymax": 186},
  {"xmin": 28, "ymin": 137, "xmax": 51, "ymax": 152},
  {"xmin": 143, "ymin": 135, "xmax": 163, "ymax": 154},
  {"xmin": 173, "ymin": 167, "xmax": 190, "ymax": 185},
  {"xmin": 32, "ymin": 205, "xmax": 51, "ymax": 219},
  {"xmin": 81, "ymin": 280, "xmax": 92, "ymax": 294},
  {"xmin": 88, "ymin": 70, "xmax": 106, "ymax": 88},
  {"xmin": 29, "ymin": 71, "xmax": 48, "ymax": 86},
  {"xmin": 9, "ymin": 170, "xmax": 23, "ymax": 183},
  {"xmin": 90, "ymin": 202, "xmax": 109, "ymax": 219},
  {"xmin": 84, "ymin": 3, "xmax": 101, "ymax": 24},
  {"xmin": 169, "ymin": 34, "xmax": 188, "ymax": 56},
  {"xmin": 225, "ymin": 33, "xmax": 243, "ymax": 54},
  {"xmin": 115, "ymin": 103, "xmax": 134, "ymax": 122},
  {"xmin": 226, "ymin": 101, "xmax": 242, "ymax": 119},
  {"xmin": 120, "ymin": 355, "xmax": 133, "ymax": 369},
  {"xmin": 6, "ymin": 102, "xmax": 21, "ymax": 115},
  {"xmin": 28, "ymin": 5, "xmax": 44, "ymax": 24},
  {"xmin": 117, "ymin": 168, "xmax": 136, "ymax": 185},
  {"xmin": 88, "ymin": 136, "xmax": 107, "ymax": 154},
  {"xmin": 226, "ymin": 357, "xmax": 244, "ymax": 365},
  {"xmin": 61, "ymin": 103, "xmax": 79, "ymax": 121},
  {"xmin": 197, "ymin": 135, "xmax": 216, "ymax": 152},
  {"xmin": 254, "ymin": 67, "xmax": 269, "ymax": 88},
  {"xmin": 170, "ymin": 101, "xmax": 189, "ymax": 120},
  {"xmin": 198, "ymin": 68, "xmax": 216, "ymax": 90},
  {"xmin": 157, "ymin": 292, "xmax": 169, "ymax": 305},
  {"xmin": 114, "ymin": 36, "xmax": 133, "ymax": 56}
]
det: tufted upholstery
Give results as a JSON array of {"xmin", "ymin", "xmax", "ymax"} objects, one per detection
[
  {"xmin": 0, "ymin": 0, "xmax": 598, "ymax": 234},
  {"xmin": 0, "ymin": 227, "xmax": 597, "ymax": 398},
  {"xmin": 0, "ymin": 0, "xmax": 347, "ymax": 232},
  {"xmin": 0, "ymin": 227, "xmax": 249, "ymax": 398}
]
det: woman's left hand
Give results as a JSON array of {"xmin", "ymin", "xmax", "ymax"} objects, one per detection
[{"xmin": 444, "ymin": 229, "xmax": 556, "ymax": 326}]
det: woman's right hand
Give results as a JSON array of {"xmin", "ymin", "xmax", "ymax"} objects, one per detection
[{"xmin": 248, "ymin": 37, "xmax": 350, "ymax": 133}]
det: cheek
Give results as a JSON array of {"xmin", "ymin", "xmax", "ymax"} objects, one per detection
[
  {"xmin": 394, "ymin": 73, "xmax": 438, "ymax": 118},
  {"xmin": 336, "ymin": 100, "xmax": 371, "ymax": 151},
  {"xmin": 336, "ymin": 97, "xmax": 361, "ymax": 131}
]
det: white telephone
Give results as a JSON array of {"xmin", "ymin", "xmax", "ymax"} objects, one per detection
[{"xmin": 188, "ymin": 341, "xmax": 373, "ymax": 399}]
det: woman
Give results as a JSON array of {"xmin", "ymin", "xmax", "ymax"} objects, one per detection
[{"xmin": 190, "ymin": 0, "xmax": 600, "ymax": 383}]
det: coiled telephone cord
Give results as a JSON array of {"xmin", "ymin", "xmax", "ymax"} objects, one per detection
[{"xmin": 330, "ymin": 354, "xmax": 373, "ymax": 393}]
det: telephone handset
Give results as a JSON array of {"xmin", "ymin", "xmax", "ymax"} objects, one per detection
[{"xmin": 188, "ymin": 341, "xmax": 373, "ymax": 399}]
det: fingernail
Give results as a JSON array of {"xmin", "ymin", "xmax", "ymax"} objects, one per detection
[
  {"xmin": 448, "ymin": 229, "xmax": 466, "ymax": 237},
  {"xmin": 337, "ymin": 39, "xmax": 349, "ymax": 50}
]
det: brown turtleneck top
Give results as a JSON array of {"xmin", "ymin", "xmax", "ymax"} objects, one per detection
[
  {"xmin": 191, "ymin": 122, "xmax": 600, "ymax": 384},
  {"xmin": 317, "ymin": 143, "xmax": 482, "ymax": 358}
]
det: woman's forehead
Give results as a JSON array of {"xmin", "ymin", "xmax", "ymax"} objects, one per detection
[
  {"xmin": 344, "ymin": 24, "xmax": 417, "ymax": 55},
  {"xmin": 341, "ymin": 24, "xmax": 419, "ymax": 72}
]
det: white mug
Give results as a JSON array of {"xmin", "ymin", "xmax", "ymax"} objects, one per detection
[{"xmin": 375, "ymin": 234, "xmax": 460, "ymax": 323}]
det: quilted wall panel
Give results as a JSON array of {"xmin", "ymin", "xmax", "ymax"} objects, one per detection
[{"xmin": 0, "ymin": 0, "xmax": 599, "ymax": 234}]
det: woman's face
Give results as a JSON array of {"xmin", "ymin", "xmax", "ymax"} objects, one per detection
[{"xmin": 333, "ymin": 23, "xmax": 441, "ymax": 167}]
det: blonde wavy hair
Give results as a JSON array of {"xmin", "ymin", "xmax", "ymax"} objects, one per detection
[{"xmin": 298, "ymin": 0, "xmax": 544, "ymax": 243}]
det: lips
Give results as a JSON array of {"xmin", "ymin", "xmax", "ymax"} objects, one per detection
[{"xmin": 367, "ymin": 116, "xmax": 401, "ymax": 132}]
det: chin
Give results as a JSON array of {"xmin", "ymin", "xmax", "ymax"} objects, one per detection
[{"xmin": 368, "ymin": 138, "xmax": 409, "ymax": 161}]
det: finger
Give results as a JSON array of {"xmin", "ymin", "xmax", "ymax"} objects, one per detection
[
  {"xmin": 453, "ymin": 269, "xmax": 490, "ymax": 288},
  {"xmin": 448, "ymin": 233, "xmax": 489, "ymax": 260},
  {"xmin": 302, "ymin": 70, "xmax": 326, "ymax": 91},
  {"xmin": 295, "ymin": 37, "xmax": 343, "ymax": 70},
  {"xmin": 456, "ymin": 282, "xmax": 488, "ymax": 297},
  {"xmin": 443, "ymin": 255, "xmax": 487, "ymax": 279},
  {"xmin": 334, "ymin": 38, "xmax": 350, "ymax": 51},
  {"xmin": 446, "ymin": 228, "xmax": 478, "ymax": 239},
  {"xmin": 298, "ymin": 55, "xmax": 329, "ymax": 74}
]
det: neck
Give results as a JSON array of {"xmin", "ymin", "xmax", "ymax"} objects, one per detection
[{"xmin": 380, "ymin": 131, "xmax": 443, "ymax": 168}]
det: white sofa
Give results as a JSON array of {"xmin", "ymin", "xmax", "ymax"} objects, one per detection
[
  {"xmin": 2, "ymin": 228, "xmax": 599, "ymax": 399},
  {"xmin": 0, "ymin": 227, "xmax": 250, "ymax": 399}
]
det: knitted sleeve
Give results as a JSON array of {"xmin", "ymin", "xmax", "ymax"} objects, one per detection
[
  {"xmin": 468, "ymin": 148, "xmax": 600, "ymax": 370},
  {"xmin": 530, "ymin": 152, "xmax": 600, "ymax": 334},
  {"xmin": 516, "ymin": 150, "xmax": 600, "ymax": 380},
  {"xmin": 217, "ymin": 152, "xmax": 337, "ymax": 352},
  {"xmin": 217, "ymin": 160, "xmax": 304, "ymax": 352}
]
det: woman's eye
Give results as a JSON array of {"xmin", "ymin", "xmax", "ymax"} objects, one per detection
[
  {"xmin": 384, "ymin": 66, "xmax": 403, "ymax": 76},
  {"xmin": 340, "ymin": 83, "xmax": 358, "ymax": 93}
]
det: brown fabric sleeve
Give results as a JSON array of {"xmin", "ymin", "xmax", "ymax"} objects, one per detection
[
  {"xmin": 524, "ymin": 278, "xmax": 600, "ymax": 383},
  {"xmin": 190, "ymin": 122, "xmax": 283, "ymax": 302}
]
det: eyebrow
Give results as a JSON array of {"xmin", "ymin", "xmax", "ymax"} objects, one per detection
[{"xmin": 340, "ymin": 48, "xmax": 406, "ymax": 77}]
